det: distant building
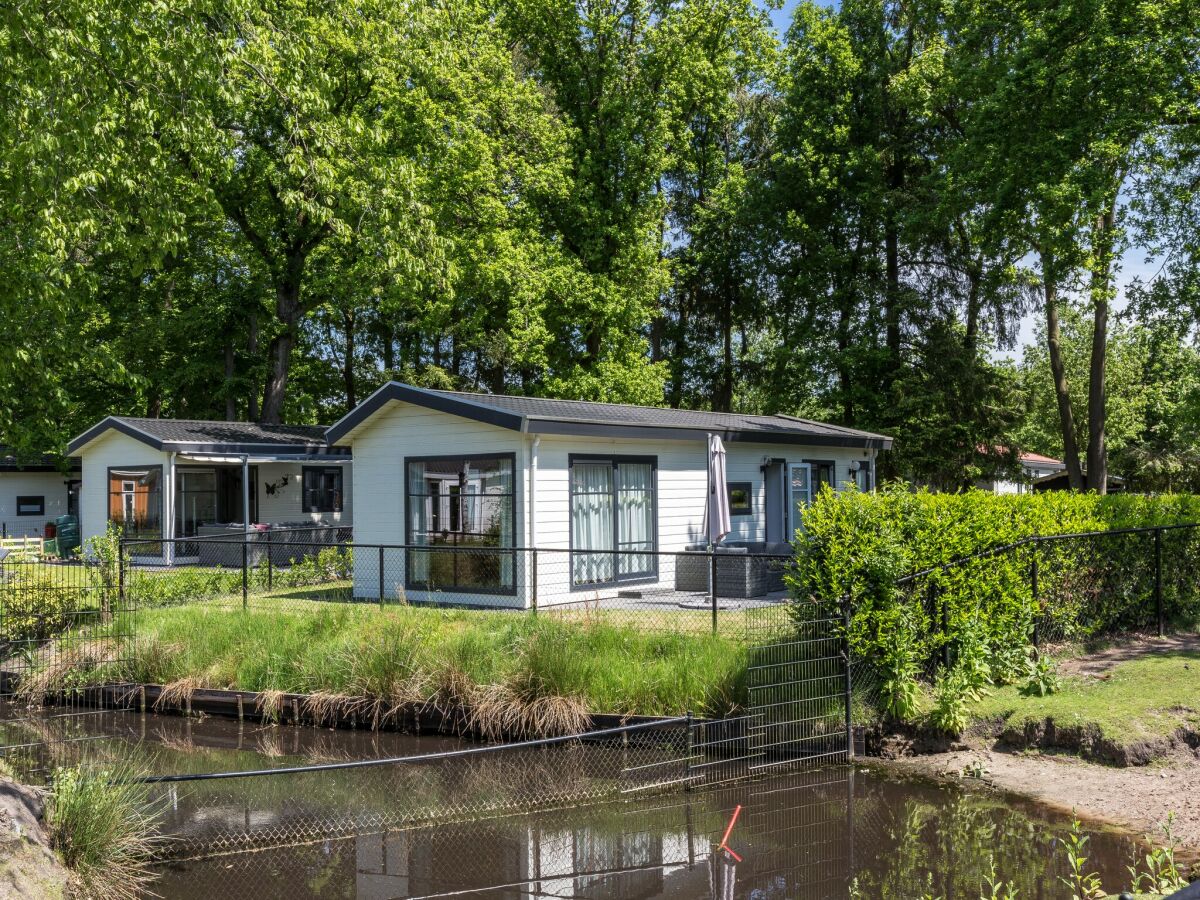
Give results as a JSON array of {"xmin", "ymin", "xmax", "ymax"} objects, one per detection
[{"xmin": 979, "ymin": 451, "xmax": 1066, "ymax": 495}]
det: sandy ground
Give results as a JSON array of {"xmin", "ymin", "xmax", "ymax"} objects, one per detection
[
  {"xmin": 884, "ymin": 746, "xmax": 1200, "ymax": 857},
  {"xmin": 1056, "ymin": 633, "xmax": 1200, "ymax": 678}
]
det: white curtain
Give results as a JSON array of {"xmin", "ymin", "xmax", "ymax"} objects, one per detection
[
  {"xmin": 407, "ymin": 462, "xmax": 429, "ymax": 582},
  {"xmin": 617, "ymin": 463, "xmax": 653, "ymax": 576},
  {"xmin": 571, "ymin": 463, "xmax": 613, "ymax": 584}
]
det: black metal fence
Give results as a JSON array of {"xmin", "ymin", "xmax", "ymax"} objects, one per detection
[
  {"xmin": 119, "ymin": 536, "xmax": 798, "ymax": 637},
  {"xmin": 846, "ymin": 523, "xmax": 1200, "ymax": 716}
]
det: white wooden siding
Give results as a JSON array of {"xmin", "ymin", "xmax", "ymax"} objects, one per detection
[
  {"xmin": 78, "ymin": 431, "xmax": 169, "ymax": 550},
  {"xmin": 342, "ymin": 400, "xmax": 878, "ymax": 609},
  {"xmin": 255, "ymin": 462, "xmax": 353, "ymax": 525},
  {"xmin": 343, "ymin": 400, "xmax": 524, "ymax": 606},
  {"xmin": 0, "ymin": 472, "xmax": 74, "ymax": 537}
]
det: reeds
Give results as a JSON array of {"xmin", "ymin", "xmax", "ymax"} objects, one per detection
[
  {"xmin": 46, "ymin": 764, "xmax": 165, "ymax": 900},
  {"xmin": 19, "ymin": 604, "xmax": 748, "ymax": 739}
]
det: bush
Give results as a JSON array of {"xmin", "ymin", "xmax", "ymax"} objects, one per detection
[
  {"xmin": 790, "ymin": 485, "xmax": 1200, "ymax": 724},
  {"xmin": 0, "ymin": 565, "xmax": 78, "ymax": 642}
]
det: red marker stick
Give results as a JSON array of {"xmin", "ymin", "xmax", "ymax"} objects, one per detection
[{"xmin": 717, "ymin": 805, "xmax": 743, "ymax": 853}]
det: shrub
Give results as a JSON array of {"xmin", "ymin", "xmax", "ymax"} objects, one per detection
[
  {"xmin": 0, "ymin": 566, "xmax": 77, "ymax": 642},
  {"xmin": 47, "ymin": 765, "xmax": 162, "ymax": 900},
  {"xmin": 791, "ymin": 486, "xmax": 1200, "ymax": 723}
]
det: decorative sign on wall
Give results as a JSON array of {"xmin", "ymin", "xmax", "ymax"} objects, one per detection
[{"xmin": 263, "ymin": 474, "xmax": 291, "ymax": 496}]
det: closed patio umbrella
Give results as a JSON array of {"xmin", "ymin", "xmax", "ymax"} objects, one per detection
[{"xmin": 706, "ymin": 433, "xmax": 731, "ymax": 547}]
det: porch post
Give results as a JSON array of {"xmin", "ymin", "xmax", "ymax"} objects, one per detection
[
  {"xmin": 164, "ymin": 452, "xmax": 176, "ymax": 566},
  {"xmin": 241, "ymin": 455, "xmax": 251, "ymax": 534}
]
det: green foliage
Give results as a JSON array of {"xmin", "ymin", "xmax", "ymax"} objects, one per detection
[
  {"xmin": 45, "ymin": 603, "xmax": 750, "ymax": 721},
  {"xmin": 0, "ymin": 566, "xmax": 76, "ymax": 643},
  {"xmin": 1020, "ymin": 654, "xmax": 1061, "ymax": 698},
  {"xmin": 793, "ymin": 487, "xmax": 1200, "ymax": 723},
  {"xmin": 271, "ymin": 546, "xmax": 353, "ymax": 588},
  {"xmin": 47, "ymin": 765, "xmax": 161, "ymax": 900},
  {"xmin": 1128, "ymin": 814, "xmax": 1188, "ymax": 895},
  {"xmin": 1059, "ymin": 817, "xmax": 1107, "ymax": 900}
]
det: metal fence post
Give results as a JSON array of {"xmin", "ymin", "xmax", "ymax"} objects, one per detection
[
  {"xmin": 266, "ymin": 530, "xmax": 273, "ymax": 591},
  {"xmin": 1155, "ymin": 528, "xmax": 1164, "ymax": 637},
  {"xmin": 843, "ymin": 598, "xmax": 854, "ymax": 760},
  {"xmin": 1030, "ymin": 543, "xmax": 1040, "ymax": 648},
  {"xmin": 118, "ymin": 538, "xmax": 126, "ymax": 608},
  {"xmin": 379, "ymin": 546, "xmax": 386, "ymax": 609},
  {"xmin": 530, "ymin": 548, "xmax": 538, "ymax": 615},
  {"xmin": 709, "ymin": 551, "xmax": 718, "ymax": 634},
  {"xmin": 241, "ymin": 541, "xmax": 248, "ymax": 611},
  {"xmin": 684, "ymin": 710, "xmax": 694, "ymax": 791}
]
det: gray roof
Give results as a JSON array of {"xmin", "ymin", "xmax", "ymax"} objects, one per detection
[
  {"xmin": 0, "ymin": 447, "xmax": 80, "ymax": 472},
  {"xmin": 328, "ymin": 382, "xmax": 892, "ymax": 449},
  {"xmin": 68, "ymin": 417, "xmax": 344, "ymax": 456}
]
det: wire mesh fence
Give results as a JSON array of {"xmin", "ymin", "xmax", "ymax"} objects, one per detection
[{"xmin": 843, "ymin": 524, "xmax": 1200, "ymax": 719}]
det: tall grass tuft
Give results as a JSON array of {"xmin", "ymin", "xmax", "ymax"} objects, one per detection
[{"xmin": 47, "ymin": 764, "xmax": 163, "ymax": 900}]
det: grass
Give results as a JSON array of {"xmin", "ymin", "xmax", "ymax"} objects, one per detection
[
  {"xmin": 26, "ymin": 603, "xmax": 751, "ymax": 733},
  {"xmin": 970, "ymin": 650, "xmax": 1200, "ymax": 746},
  {"xmin": 46, "ymin": 764, "xmax": 162, "ymax": 900}
]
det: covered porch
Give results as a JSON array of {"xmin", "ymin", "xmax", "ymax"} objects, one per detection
[{"xmin": 110, "ymin": 452, "xmax": 351, "ymax": 564}]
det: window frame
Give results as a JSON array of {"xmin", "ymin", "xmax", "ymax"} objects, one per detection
[
  {"xmin": 106, "ymin": 464, "xmax": 164, "ymax": 541},
  {"xmin": 403, "ymin": 452, "xmax": 518, "ymax": 596},
  {"xmin": 802, "ymin": 459, "xmax": 837, "ymax": 499},
  {"xmin": 727, "ymin": 482, "xmax": 753, "ymax": 517},
  {"xmin": 15, "ymin": 495, "xmax": 44, "ymax": 517},
  {"xmin": 568, "ymin": 453, "xmax": 659, "ymax": 590},
  {"xmin": 301, "ymin": 466, "xmax": 344, "ymax": 514}
]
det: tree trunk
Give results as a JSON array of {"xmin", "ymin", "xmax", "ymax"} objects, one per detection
[
  {"xmin": 1043, "ymin": 256, "xmax": 1084, "ymax": 489},
  {"xmin": 224, "ymin": 336, "xmax": 237, "ymax": 421},
  {"xmin": 259, "ymin": 268, "xmax": 304, "ymax": 425},
  {"xmin": 247, "ymin": 311, "xmax": 260, "ymax": 422},
  {"xmin": 715, "ymin": 284, "xmax": 734, "ymax": 412},
  {"xmin": 341, "ymin": 308, "xmax": 357, "ymax": 413},
  {"xmin": 1086, "ymin": 205, "xmax": 1116, "ymax": 494}
]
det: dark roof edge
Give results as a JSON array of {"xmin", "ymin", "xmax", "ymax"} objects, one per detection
[
  {"xmin": 166, "ymin": 442, "xmax": 349, "ymax": 456},
  {"xmin": 68, "ymin": 418, "xmax": 346, "ymax": 456},
  {"xmin": 525, "ymin": 418, "xmax": 891, "ymax": 449},
  {"xmin": 327, "ymin": 382, "xmax": 525, "ymax": 444},
  {"xmin": 68, "ymin": 417, "xmax": 165, "ymax": 454},
  {"xmin": 328, "ymin": 381, "xmax": 893, "ymax": 450}
]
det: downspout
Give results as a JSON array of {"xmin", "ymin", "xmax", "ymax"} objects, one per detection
[
  {"xmin": 528, "ymin": 435, "xmax": 540, "ymax": 612},
  {"xmin": 528, "ymin": 436, "xmax": 540, "ymax": 547}
]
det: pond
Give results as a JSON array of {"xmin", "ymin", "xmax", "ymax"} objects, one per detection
[{"xmin": 0, "ymin": 701, "xmax": 1148, "ymax": 898}]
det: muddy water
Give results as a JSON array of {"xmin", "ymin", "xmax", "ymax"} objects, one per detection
[{"xmin": 0, "ymin": 702, "xmax": 1150, "ymax": 898}]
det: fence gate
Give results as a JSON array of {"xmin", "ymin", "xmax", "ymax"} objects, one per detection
[{"xmin": 743, "ymin": 610, "xmax": 851, "ymax": 772}]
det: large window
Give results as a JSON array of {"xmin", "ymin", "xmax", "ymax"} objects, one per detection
[
  {"xmin": 175, "ymin": 467, "xmax": 257, "ymax": 536},
  {"xmin": 570, "ymin": 456, "xmax": 656, "ymax": 587},
  {"xmin": 406, "ymin": 455, "xmax": 515, "ymax": 593},
  {"xmin": 302, "ymin": 466, "xmax": 344, "ymax": 514},
  {"xmin": 108, "ymin": 466, "xmax": 163, "ymax": 541}
]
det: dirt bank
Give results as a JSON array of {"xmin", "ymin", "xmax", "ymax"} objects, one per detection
[
  {"xmin": 882, "ymin": 746, "xmax": 1200, "ymax": 858},
  {"xmin": 0, "ymin": 778, "xmax": 69, "ymax": 898}
]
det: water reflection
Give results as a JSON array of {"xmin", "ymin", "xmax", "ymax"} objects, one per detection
[
  {"xmin": 0, "ymin": 702, "xmax": 1143, "ymax": 898},
  {"xmin": 154, "ymin": 769, "xmax": 1140, "ymax": 899}
]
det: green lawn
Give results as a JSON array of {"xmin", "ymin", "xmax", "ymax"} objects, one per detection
[{"xmin": 971, "ymin": 650, "xmax": 1200, "ymax": 746}]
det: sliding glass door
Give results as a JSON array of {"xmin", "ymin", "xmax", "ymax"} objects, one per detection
[{"xmin": 570, "ymin": 457, "xmax": 656, "ymax": 587}]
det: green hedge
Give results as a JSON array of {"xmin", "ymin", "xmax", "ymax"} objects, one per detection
[{"xmin": 788, "ymin": 486, "xmax": 1200, "ymax": 723}]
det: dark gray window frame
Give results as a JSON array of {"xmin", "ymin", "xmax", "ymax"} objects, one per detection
[
  {"xmin": 15, "ymin": 496, "xmax": 44, "ymax": 517},
  {"xmin": 727, "ymin": 482, "xmax": 753, "ymax": 517},
  {"xmin": 568, "ymin": 453, "xmax": 659, "ymax": 589},
  {"xmin": 403, "ymin": 452, "xmax": 518, "ymax": 597},
  {"xmin": 301, "ymin": 465, "xmax": 344, "ymax": 514}
]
